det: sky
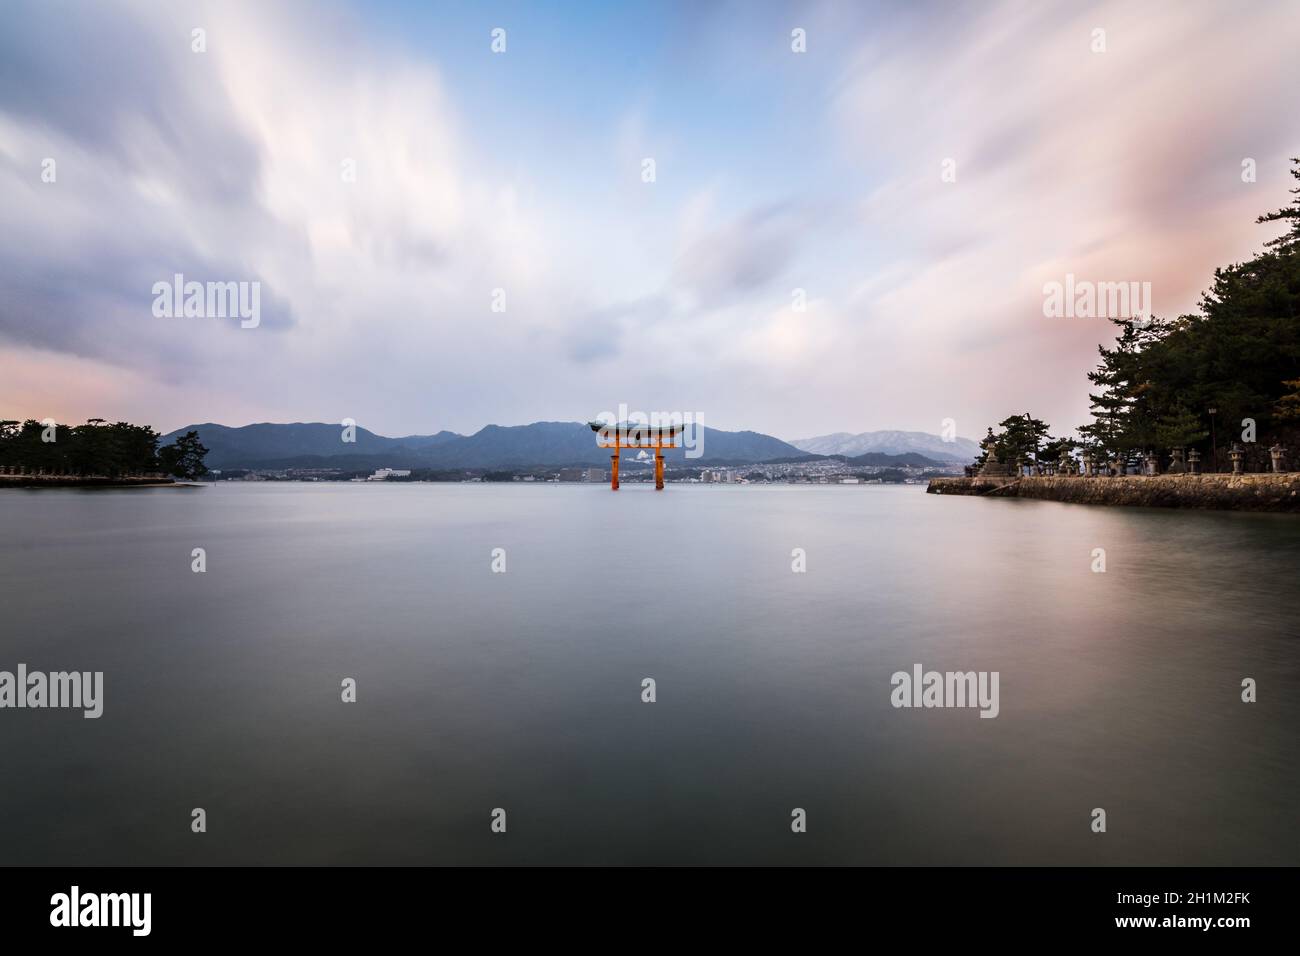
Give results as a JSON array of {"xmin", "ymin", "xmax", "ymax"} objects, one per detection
[{"xmin": 1, "ymin": 0, "xmax": 1297, "ymax": 442}]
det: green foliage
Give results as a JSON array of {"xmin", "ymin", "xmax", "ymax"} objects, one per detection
[
  {"xmin": 1040, "ymin": 435, "xmax": 1078, "ymax": 464},
  {"xmin": 1275, "ymin": 378, "xmax": 1300, "ymax": 421},
  {"xmin": 994, "ymin": 413, "xmax": 1051, "ymax": 462},
  {"xmin": 157, "ymin": 430, "xmax": 209, "ymax": 479},
  {"xmin": 0, "ymin": 418, "xmax": 209, "ymax": 478},
  {"xmin": 1153, "ymin": 403, "xmax": 1208, "ymax": 450},
  {"xmin": 1257, "ymin": 155, "xmax": 1300, "ymax": 251},
  {"xmin": 977, "ymin": 413, "xmax": 1071, "ymax": 469}
]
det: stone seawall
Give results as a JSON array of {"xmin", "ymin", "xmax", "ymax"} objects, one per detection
[
  {"xmin": 926, "ymin": 474, "xmax": 1300, "ymax": 513},
  {"xmin": 0, "ymin": 475, "xmax": 177, "ymax": 488}
]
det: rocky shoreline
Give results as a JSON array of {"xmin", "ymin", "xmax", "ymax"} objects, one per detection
[{"xmin": 926, "ymin": 474, "xmax": 1300, "ymax": 513}]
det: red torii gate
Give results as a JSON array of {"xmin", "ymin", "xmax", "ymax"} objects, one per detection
[{"xmin": 588, "ymin": 421, "xmax": 684, "ymax": 490}]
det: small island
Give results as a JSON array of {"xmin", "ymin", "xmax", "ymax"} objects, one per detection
[{"xmin": 0, "ymin": 419, "xmax": 209, "ymax": 488}]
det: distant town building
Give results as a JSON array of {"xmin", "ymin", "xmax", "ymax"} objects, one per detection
[
  {"xmin": 584, "ymin": 467, "xmax": 606, "ymax": 482},
  {"xmin": 558, "ymin": 467, "xmax": 585, "ymax": 482},
  {"xmin": 368, "ymin": 468, "xmax": 412, "ymax": 480}
]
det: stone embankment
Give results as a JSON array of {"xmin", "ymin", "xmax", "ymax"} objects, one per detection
[
  {"xmin": 0, "ymin": 472, "xmax": 177, "ymax": 488},
  {"xmin": 926, "ymin": 474, "xmax": 1300, "ymax": 513}
]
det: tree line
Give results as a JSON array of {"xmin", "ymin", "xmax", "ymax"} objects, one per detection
[
  {"xmin": 0, "ymin": 419, "xmax": 209, "ymax": 479},
  {"xmin": 979, "ymin": 158, "xmax": 1300, "ymax": 472}
]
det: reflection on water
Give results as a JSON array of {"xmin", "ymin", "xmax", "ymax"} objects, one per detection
[{"xmin": 1, "ymin": 483, "xmax": 1296, "ymax": 864}]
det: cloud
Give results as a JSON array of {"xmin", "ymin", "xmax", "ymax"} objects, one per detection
[
  {"xmin": 826, "ymin": 0, "xmax": 1300, "ymax": 435},
  {"xmin": 1, "ymin": 0, "xmax": 1297, "ymax": 441},
  {"xmin": 672, "ymin": 201, "xmax": 811, "ymax": 307},
  {"xmin": 564, "ymin": 296, "xmax": 670, "ymax": 363},
  {"xmin": 0, "ymin": 0, "xmax": 547, "ymax": 387}
]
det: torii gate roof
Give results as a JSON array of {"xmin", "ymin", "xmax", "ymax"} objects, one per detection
[{"xmin": 588, "ymin": 421, "xmax": 686, "ymax": 441}]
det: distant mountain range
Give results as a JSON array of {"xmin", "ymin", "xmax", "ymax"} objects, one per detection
[
  {"xmin": 159, "ymin": 422, "xmax": 461, "ymax": 468},
  {"xmin": 161, "ymin": 421, "xmax": 978, "ymax": 471},
  {"xmin": 790, "ymin": 430, "xmax": 980, "ymax": 463},
  {"xmin": 161, "ymin": 421, "xmax": 806, "ymax": 470}
]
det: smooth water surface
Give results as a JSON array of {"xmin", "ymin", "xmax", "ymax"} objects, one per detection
[{"xmin": 1, "ymin": 483, "xmax": 1296, "ymax": 865}]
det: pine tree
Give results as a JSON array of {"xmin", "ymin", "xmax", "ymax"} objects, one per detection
[
  {"xmin": 1154, "ymin": 403, "xmax": 1208, "ymax": 449},
  {"xmin": 1275, "ymin": 379, "xmax": 1300, "ymax": 422},
  {"xmin": 1081, "ymin": 320, "xmax": 1151, "ymax": 459},
  {"xmin": 995, "ymin": 413, "xmax": 1051, "ymax": 464},
  {"xmin": 1257, "ymin": 157, "xmax": 1300, "ymax": 251}
]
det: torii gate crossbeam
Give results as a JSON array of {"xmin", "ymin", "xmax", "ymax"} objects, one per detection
[{"xmin": 588, "ymin": 421, "xmax": 684, "ymax": 490}]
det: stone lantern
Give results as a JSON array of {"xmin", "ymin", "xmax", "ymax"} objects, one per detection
[
  {"xmin": 1187, "ymin": 448, "xmax": 1201, "ymax": 475},
  {"xmin": 1230, "ymin": 442, "xmax": 1245, "ymax": 475},
  {"xmin": 976, "ymin": 427, "xmax": 1013, "ymax": 478},
  {"xmin": 1270, "ymin": 444, "xmax": 1286, "ymax": 474},
  {"xmin": 1143, "ymin": 451, "xmax": 1159, "ymax": 476},
  {"xmin": 1168, "ymin": 447, "xmax": 1186, "ymax": 474}
]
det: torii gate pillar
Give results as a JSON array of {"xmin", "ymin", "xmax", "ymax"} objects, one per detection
[{"xmin": 590, "ymin": 421, "xmax": 682, "ymax": 491}]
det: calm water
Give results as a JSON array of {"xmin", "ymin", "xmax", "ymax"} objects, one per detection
[{"xmin": 1, "ymin": 483, "xmax": 1297, "ymax": 865}]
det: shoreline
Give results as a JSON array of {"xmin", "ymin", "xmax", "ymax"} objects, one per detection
[
  {"xmin": 0, "ymin": 476, "xmax": 182, "ymax": 489},
  {"xmin": 927, "ymin": 473, "xmax": 1300, "ymax": 513}
]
